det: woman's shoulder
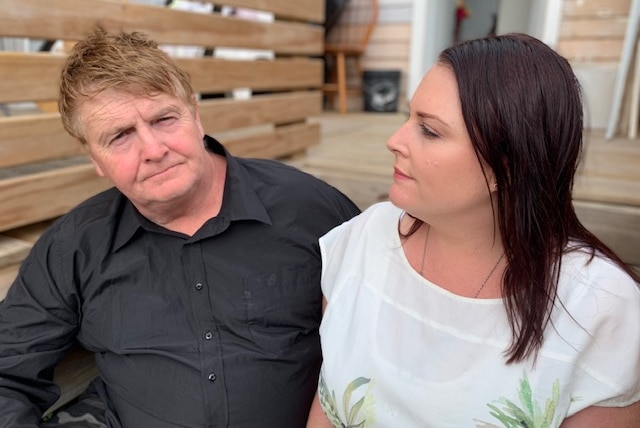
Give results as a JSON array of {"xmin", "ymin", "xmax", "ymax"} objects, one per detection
[
  {"xmin": 560, "ymin": 248, "xmax": 639, "ymax": 303},
  {"xmin": 319, "ymin": 202, "xmax": 401, "ymax": 259},
  {"xmin": 346, "ymin": 200, "xmax": 401, "ymax": 226},
  {"xmin": 322, "ymin": 201, "xmax": 400, "ymax": 238}
]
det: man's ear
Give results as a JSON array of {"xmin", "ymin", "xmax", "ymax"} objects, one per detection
[
  {"xmin": 85, "ymin": 148, "xmax": 106, "ymax": 177},
  {"xmin": 191, "ymin": 95, "xmax": 205, "ymax": 137}
]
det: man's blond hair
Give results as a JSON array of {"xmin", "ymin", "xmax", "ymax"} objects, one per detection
[{"xmin": 58, "ymin": 28, "xmax": 195, "ymax": 143}]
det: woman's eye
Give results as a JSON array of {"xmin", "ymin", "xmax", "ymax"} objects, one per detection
[{"xmin": 419, "ymin": 124, "xmax": 439, "ymax": 138}]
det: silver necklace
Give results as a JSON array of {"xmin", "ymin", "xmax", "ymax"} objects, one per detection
[
  {"xmin": 418, "ymin": 224, "xmax": 430, "ymax": 276},
  {"xmin": 417, "ymin": 224, "xmax": 505, "ymax": 298},
  {"xmin": 474, "ymin": 252, "xmax": 505, "ymax": 298}
]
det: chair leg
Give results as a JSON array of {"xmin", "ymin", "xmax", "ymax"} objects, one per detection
[
  {"xmin": 325, "ymin": 54, "xmax": 336, "ymax": 110},
  {"xmin": 336, "ymin": 52, "xmax": 347, "ymax": 114}
]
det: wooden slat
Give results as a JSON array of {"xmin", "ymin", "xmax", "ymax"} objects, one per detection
[
  {"xmin": 560, "ymin": 16, "xmax": 628, "ymax": 38},
  {"xmin": 563, "ymin": 0, "xmax": 631, "ymax": 17},
  {"xmin": 199, "ymin": 91, "xmax": 322, "ymax": 132},
  {"xmin": 179, "ymin": 57, "xmax": 324, "ymax": 94},
  {"xmin": 210, "ymin": 0, "xmax": 324, "ymax": 23},
  {"xmin": 0, "ymin": 0, "xmax": 323, "ymax": 55},
  {"xmin": 370, "ymin": 23, "xmax": 412, "ymax": 42},
  {"xmin": 0, "ymin": 52, "xmax": 65, "ymax": 104},
  {"xmin": 0, "ymin": 160, "xmax": 110, "ymax": 232},
  {"xmin": 574, "ymin": 175, "xmax": 640, "ymax": 206},
  {"xmin": 0, "ymin": 236, "xmax": 32, "ymax": 270},
  {"xmin": 364, "ymin": 41, "xmax": 411, "ymax": 60},
  {"xmin": 557, "ymin": 39, "xmax": 625, "ymax": 62},
  {"xmin": 0, "ymin": 53, "xmax": 323, "ymax": 103},
  {"xmin": 224, "ymin": 122, "xmax": 320, "ymax": 158},
  {"xmin": 0, "ymin": 113, "xmax": 81, "ymax": 168},
  {"xmin": 361, "ymin": 57, "xmax": 409, "ymax": 73}
]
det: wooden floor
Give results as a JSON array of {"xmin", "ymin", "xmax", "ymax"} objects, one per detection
[
  {"xmin": 288, "ymin": 112, "xmax": 640, "ymax": 269},
  {"xmin": 287, "ymin": 112, "xmax": 400, "ymax": 209}
]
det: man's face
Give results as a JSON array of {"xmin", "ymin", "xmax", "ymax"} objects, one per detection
[{"xmin": 77, "ymin": 89, "xmax": 209, "ymax": 212}]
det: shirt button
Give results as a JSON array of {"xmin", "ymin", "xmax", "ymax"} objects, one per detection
[
  {"xmin": 204, "ymin": 331, "xmax": 213, "ymax": 340},
  {"xmin": 208, "ymin": 373, "xmax": 217, "ymax": 382},
  {"xmin": 195, "ymin": 282, "xmax": 203, "ymax": 291}
]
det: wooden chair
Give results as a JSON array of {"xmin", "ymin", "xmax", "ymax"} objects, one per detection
[{"xmin": 323, "ymin": 0, "xmax": 379, "ymax": 114}]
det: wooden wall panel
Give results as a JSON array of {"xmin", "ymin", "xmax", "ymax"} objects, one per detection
[
  {"xmin": 198, "ymin": 91, "xmax": 323, "ymax": 132},
  {"xmin": 0, "ymin": 54, "xmax": 323, "ymax": 104},
  {"xmin": 0, "ymin": 114, "xmax": 81, "ymax": 168},
  {"xmin": 179, "ymin": 58, "xmax": 323, "ymax": 93},
  {"xmin": 558, "ymin": 0, "xmax": 631, "ymax": 63},
  {"xmin": 0, "ymin": 161, "xmax": 110, "ymax": 232},
  {"xmin": 563, "ymin": 0, "xmax": 631, "ymax": 16},
  {"xmin": 224, "ymin": 122, "xmax": 320, "ymax": 158},
  {"xmin": 191, "ymin": 0, "xmax": 324, "ymax": 22},
  {"xmin": 0, "ymin": 0, "xmax": 323, "ymax": 54},
  {"xmin": 0, "ymin": 0, "xmax": 325, "ymax": 280},
  {"xmin": 557, "ymin": 39, "xmax": 625, "ymax": 62},
  {"xmin": 559, "ymin": 16, "xmax": 628, "ymax": 38}
]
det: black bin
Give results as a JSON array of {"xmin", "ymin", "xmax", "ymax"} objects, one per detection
[{"xmin": 363, "ymin": 70, "xmax": 401, "ymax": 112}]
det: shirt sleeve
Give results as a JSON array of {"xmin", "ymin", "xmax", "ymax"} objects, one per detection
[
  {"xmin": 319, "ymin": 224, "xmax": 348, "ymax": 301},
  {"xmin": 564, "ymin": 257, "xmax": 640, "ymax": 413},
  {"xmin": 0, "ymin": 227, "xmax": 79, "ymax": 426}
]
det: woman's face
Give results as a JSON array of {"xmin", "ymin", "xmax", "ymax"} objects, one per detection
[{"xmin": 386, "ymin": 63, "xmax": 495, "ymax": 224}]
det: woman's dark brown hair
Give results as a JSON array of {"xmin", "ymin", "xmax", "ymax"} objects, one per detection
[{"xmin": 436, "ymin": 33, "xmax": 639, "ymax": 363}]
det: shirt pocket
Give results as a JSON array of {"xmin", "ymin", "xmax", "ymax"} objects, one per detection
[{"xmin": 244, "ymin": 267, "xmax": 321, "ymax": 355}]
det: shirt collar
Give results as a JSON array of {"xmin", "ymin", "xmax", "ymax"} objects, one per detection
[{"xmin": 113, "ymin": 135, "xmax": 271, "ymax": 251}]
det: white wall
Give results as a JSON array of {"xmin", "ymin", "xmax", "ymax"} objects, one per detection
[{"xmin": 408, "ymin": 0, "xmax": 456, "ymax": 100}]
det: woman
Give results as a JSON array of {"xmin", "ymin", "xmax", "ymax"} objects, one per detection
[{"xmin": 307, "ymin": 33, "xmax": 640, "ymax": 427}]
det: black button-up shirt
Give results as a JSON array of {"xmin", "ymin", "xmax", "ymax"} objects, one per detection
[{"xmin": 0, "ymin": 136, "xmax": 360, "ymax": 427}]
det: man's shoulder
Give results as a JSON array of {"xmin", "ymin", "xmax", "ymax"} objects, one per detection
[
  {"xmin": 235, "ymin": 156, "xmax": 360, "ymax": 219},
  {"xmin": 238, "ymin": 157, "xmax": 316, "ymax": 181},
  {"xmin": 47, "ymin": 187, "xmax": 123, "ymax": 234},
  {"xmin": 238, "ymin": 157, "xmax": 346, "ymax": 196}
]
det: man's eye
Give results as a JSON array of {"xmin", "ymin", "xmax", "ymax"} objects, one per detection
[
  {"xmin": 157, "ymin": 116, "xmax": 175, "ymax": 123},
  {"xmin": 109, "ymin": 129, "xmax": 132, "ymax": 145}
]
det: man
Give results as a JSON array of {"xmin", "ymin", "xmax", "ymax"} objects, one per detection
[{"xmin": 0, "ymin": 29, "xmax": 360, "ymax": 427}]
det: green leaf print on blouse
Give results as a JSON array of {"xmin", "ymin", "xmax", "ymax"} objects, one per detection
[
  {"xmin": 319, "ymin": 374, "xmax": 376, "ymax": 427},
  {"xmin": 476, "ymin": 372, "xmax": 561, "ymax": 428}
]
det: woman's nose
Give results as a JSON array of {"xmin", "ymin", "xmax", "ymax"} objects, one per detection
[{"xmin": 386, "ymin": 123, "xmax": 406, "ymax": 154}]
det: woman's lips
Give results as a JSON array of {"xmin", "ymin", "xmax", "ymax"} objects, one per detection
[{"xmin": 393, "ymin": 167, "xmax": 411, "ymax": 180}]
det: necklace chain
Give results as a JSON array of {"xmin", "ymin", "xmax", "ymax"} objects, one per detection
[
  {"xmin": 474, "ymin": 252, "xmax": 505, "ymax": 298},
  {"xmin": 418, "ymin": 225, "xmax": 430, "ymax": 276},
  {"xmin": 417, "ymin": 224, "xmax": 504, "ymax": 298}
]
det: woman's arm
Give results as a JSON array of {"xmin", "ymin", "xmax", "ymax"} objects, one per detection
[
  {"xmin": 307, "ymin": 296, "xmax": 332, "ymax": 427},
  {"xmin": 561, "ymin": 401, "xmax": 640, "ymax": 427},
  {"xmin": 306, "ymin": 392, "xmax": 333, "ymax": 428}
]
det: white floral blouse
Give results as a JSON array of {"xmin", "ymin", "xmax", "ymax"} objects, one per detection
[{"xmin": 318, "ymin": 201, "xmax": 640, "ymax": 427}]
